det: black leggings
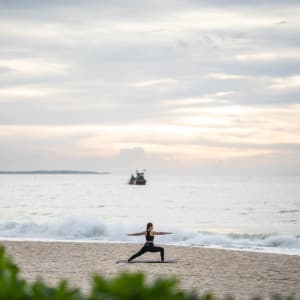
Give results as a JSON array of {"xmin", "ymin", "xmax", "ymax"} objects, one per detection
[{"xmin": 128, "ymin": 243, "xmax": 164, "ymax": 262}]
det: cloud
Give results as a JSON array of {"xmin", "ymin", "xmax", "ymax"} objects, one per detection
[
  {"xmin": 0, "ymin": 58, "xmax": 69, "ymax": 75},
  {"xmin": 274, "ymin": 20, "xmax": 289, "ymax": 25},
  {"xmin": 1, "ymin": 102, "xmax": 299, "ymax": 150},
  {"xmin": 0, "ymin": 86, "xmax": 51, "ymax": 99},
  {"xmin": 206, "ymin": 73, "xmax": 250, "ymax": 80},
  {"xmin": 0, "ymin": 0, "xmax": 300, "ymax": 173},
  {"xmin": 162, "ymin": 96, "xmax": 228, "ymax": 107},
  {"xmin": 236, "ymin": 51, "xmax": 300, "ymax": 62},
  {"xmin": 128, "ymin": 78, "xmax": 177, "ymax": 87},
  {"xmin": 214, "ymin": 91, "xmax": 235, "ymax": 97},
  {"xmin": 270, "ymin": 75, "xmax": 300, "ymax": 90}
]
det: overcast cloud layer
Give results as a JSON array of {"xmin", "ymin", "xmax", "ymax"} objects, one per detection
[{"xmin": 0, "ymin": 0, "xmax": 300, "ymax": 174}]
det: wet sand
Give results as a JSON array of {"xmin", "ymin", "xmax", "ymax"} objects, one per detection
[{"xmin": 1, "ymin": 241, "xmax": 300, "ymax": 299}]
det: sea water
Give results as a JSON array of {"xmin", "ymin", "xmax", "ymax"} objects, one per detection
[{"xmin": 0, "ymin": 174, "xmax": 299, "ymax": 255}]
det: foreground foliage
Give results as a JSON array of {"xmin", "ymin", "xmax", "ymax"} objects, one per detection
[{"xmin": 0, "ymin": 246, "xmax": 296, "ymax": 300}]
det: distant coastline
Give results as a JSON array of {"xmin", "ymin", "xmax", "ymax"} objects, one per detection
[{"xmin": 0, "ymin": 170, "xmax": 110, "ymax": 175}]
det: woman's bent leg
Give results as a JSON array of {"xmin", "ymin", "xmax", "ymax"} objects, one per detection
[
  {"xmin": 128, "ymin": 246, "xmax": 147, "ymax": 262},
  {"xmin": 148, "ymin": 246, "xmax": 164, "ymax": 262}
]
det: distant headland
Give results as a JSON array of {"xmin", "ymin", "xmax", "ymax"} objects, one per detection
[{"xmin": 0, "ymin": 170, "xmax": 110, "ymax": 175}]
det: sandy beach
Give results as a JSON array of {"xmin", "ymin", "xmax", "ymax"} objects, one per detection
[{"xmin": 1, "ymin": 241, "xmax": 300, "ymax": 299}]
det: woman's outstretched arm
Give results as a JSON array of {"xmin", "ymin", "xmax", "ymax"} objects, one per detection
[
  {"xmin": 127, "ymin": 231, "xmax": 145, "ymax": 236},
  {"xmin": 153, "ymin": 231, "xmax": 172, "ymax": 235}
]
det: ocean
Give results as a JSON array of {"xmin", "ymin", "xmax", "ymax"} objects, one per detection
[{"xmin": 0, "ymin": 174, "xmax": 299, "ymax": 255}]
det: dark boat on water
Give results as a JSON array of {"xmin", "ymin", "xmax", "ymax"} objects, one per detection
[{"xmin": 128, "ymin": 170, "xmax": 147, "ymax": 185}]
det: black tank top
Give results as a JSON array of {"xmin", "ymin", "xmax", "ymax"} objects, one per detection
[{"xmin": 146, "ymin": 230, "xmax": 154, "ymax": 242}]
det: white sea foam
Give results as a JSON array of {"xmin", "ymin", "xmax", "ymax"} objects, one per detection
[{"xmin": 0, "ymin": 216, "xmax": 299, "ymax": 255}]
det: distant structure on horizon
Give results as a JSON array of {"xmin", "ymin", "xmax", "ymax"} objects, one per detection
[{"xmin": 0, "ymin": 170, "xmax": 110, "ymax": 175}]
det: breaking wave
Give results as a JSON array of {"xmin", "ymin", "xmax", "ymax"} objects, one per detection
[{"xmin": 0, "ymin": 216, "xmax": 299, "ymax": 255}]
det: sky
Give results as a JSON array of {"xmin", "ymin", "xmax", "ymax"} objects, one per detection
[{"xmin": 0, "ymin": 0, "xmax": 300, "ymax": 174}]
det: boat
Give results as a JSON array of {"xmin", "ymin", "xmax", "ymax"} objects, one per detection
[{"xmin": 128, "ymin": 170, "xmax": 147, "ymax": 185}]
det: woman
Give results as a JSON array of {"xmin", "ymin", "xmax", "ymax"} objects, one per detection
[{"xmin": 127, "ymin": 222, "xmax": 172, "ymax": 262}]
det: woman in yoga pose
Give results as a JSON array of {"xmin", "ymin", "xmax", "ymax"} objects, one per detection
[{"xmin": 127, "ymin": 222, "xmax": 172, "ymax": 262}]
